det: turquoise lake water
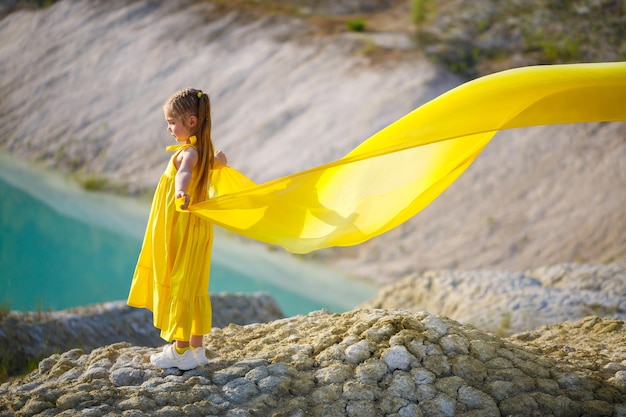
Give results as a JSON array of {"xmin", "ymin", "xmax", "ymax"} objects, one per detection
[{"xmin": 0, "ymin": 155, "xmax": 376, "ymax": 316}]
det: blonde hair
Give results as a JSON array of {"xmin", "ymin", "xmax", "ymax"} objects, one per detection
[{"xmin": 164, "ymin": 88, "xmax": 215, "ymax": 202}]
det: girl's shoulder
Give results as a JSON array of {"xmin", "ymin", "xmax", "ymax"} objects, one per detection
[
  {"xmin": 180, "ymin": 145, "xmax": 198, "ymax": 156},
  {"xmin": 174, "ymin": 145, "xmax": 198, "ymax": 170}
]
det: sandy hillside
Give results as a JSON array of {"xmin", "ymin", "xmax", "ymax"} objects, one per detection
[{"xmin": 0, "ymin": 0, "xmax": 624, "ymax": 284}]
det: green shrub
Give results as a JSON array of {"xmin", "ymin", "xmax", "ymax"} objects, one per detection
[
  {"xmin": 540, "ymin": 38, "xmax": 580, "ymax": 62},
  {"xmin": 346, "ymin": 19, "xmax": 366, "ymax": 32},
  {"xmin": 411, "ymin": 0, "xmax": 433, "ymax": 24},
  {"xmin": 81, "ymin": 175, "xmax": 109, "ymax": 191}
]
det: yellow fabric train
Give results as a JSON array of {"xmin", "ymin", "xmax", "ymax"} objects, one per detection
[{"xmin": 188, "ymin": 62, "xmax": 626, "ymax": 254}]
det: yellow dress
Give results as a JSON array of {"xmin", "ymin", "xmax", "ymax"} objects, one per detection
[{"xmin": 127, "ymin": 144, "xmax": 213, "ymax": 342}]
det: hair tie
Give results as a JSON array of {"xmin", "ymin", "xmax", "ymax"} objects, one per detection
[{"xmin": 197, "ymin": 91, "xmax": 203, "ymax": 99}]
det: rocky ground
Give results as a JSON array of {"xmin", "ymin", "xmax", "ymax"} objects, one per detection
[
  {"xmin": 0, "ymin": 293, "xmax": 283, "ymax": 380},
  {"xmin": 1, "ymin": 309, "xmax": 624, "ymax": 416},
  {"xmin": 1, "ymin": 263, "xmax": 625, "ymax": 415}
]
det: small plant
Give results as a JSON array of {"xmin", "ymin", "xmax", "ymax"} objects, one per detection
[
  {"xmin": 81, "ymin": 175, "xmax": 109, "ymax": 191},
  {"xmin": 358, "ymin": 36, "xmax": 379, "ymax": 56},
  {"xmin": 540, "ymin": 38, "xmax": 580, "ymax": 62},
  {"xmin": 35, "ymin": 299, "xmax": 51, "ymax": 321},
  {"xmin": 497, "ymin": 312, "xmax": 512, "ymax": 336},
  {"xmin": 0, "ymin": 300, "xmax": 10, "ymax": 320},
  {"xmin": 346, "ymin": 19, "xmax": 366, "ymax": 32},
  {"xmin": 0, "ymin": 345, "xmax": 28, "ymax": 382},
  {"xmin": 27, "ymin": 357, "xmax": 42, "ymax": 374},
  {"xmin": 411, "ymin": 0, "xmax": 433, "ymax": 24}
]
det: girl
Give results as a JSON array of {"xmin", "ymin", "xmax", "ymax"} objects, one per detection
[{"xmin": 128, "ymin": 88, "xmax": 226, "ymax": 370}]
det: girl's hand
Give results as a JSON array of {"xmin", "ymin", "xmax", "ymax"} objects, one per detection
[
  {"xmin": 175, "ymin": 190, "xmax": 190, "ymax": 210},
  {"xmin": 215, "ymin": 150, "xmax": 227, "ymax": 168}
]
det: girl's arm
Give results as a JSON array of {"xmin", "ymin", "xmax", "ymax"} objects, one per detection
[{"xmin": 175, "ymin": 148, "xmax": 198, "ymax": 209}]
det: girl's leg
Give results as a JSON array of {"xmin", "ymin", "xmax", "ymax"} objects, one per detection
[
  {"xmin": 190, "ymin": 334, "xmax": 203, "ymax": 348},
  {"xmin": 190, "ymin": 334, "xmax": 209, "ymax": 366},
  {"xmin": 175, "ymin": 340, "xmax": 190, "ymax": 349}
]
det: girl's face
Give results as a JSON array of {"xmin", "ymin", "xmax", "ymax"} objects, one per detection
[{"xmin": 164, "ymin": 109, "xmax": 197, "ymax": 143}]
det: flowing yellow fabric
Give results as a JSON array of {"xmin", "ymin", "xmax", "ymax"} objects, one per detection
[{"xmin": 189, "ymin": 62, "xmax": 626, "ymax": 254}]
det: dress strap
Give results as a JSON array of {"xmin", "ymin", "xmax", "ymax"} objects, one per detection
[
  {"xmin": 166, "ymin": 143, "xmax": 194, "ymax": 153},
  {"xmin": 167, "ymin": 135, "xmax": 198, "ymax": 152}
]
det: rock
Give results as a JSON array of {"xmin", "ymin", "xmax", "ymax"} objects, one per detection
[
  {"xmin": 360, "ymin": 262, "xmax": 626, "ymax": 335},
  {"xmin": 382, "ymin": 345, "xmax": 414, "ymax": 371},
  {"xmin": 211, "ymin": 292, "xmax": 285, "ymax": 328},
  {"xmin": 0, "ymin": 292, "xmax": 283, "ymax": 378},
  {"xmin": 510, "ymin": 316, "xmax": 626, "ymax": 380},
  {"xmin": 1, "ymin": 309, "xmax": 623, "ymax": 416}
]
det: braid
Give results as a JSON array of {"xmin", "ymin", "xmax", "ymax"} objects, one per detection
[{"xmin": 165, "ymin": 88, "xmax": 215, "ymax": 202}]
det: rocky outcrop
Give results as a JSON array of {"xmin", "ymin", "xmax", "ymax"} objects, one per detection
[
  {"xmin": 510, "ymin": 315, "xmax": 626, "ymax": 381},
  {"xmin": 0, "ymin": 293, "xmax": 283, "ymax": 379},
  {"xmin": 360, "ymin": 262, "xmax": 626, "ymax": 335},
  {"xmin": 1, "ymin": 309, "xmax": 624, "ymax": 416}
]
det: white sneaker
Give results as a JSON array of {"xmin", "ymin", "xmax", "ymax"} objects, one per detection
[
  {"xmin": 192, "ymin": 346, "xmax": 209, "ymax": 366},
  {"xmin": 150, "ymin": 343, "xmax": 199, "ymax": 370}
]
